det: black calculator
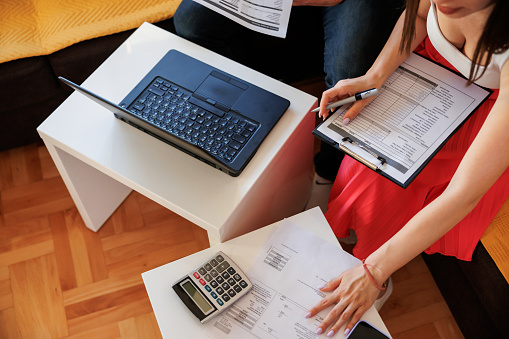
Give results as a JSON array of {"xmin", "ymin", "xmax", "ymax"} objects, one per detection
[{"xmin": 172, "ymin": 251, "xmax": 253, "ymax": 323}]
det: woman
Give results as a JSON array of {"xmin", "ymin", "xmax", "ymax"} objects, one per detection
[{"xmin": 305, "ymin": 0, "xmax": 509, "ymax": 337}]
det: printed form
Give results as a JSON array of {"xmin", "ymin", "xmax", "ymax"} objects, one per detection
[
  {"xmin": 191, "ymin": 0, "xmax": 292, "ymax": 38},
  {"xmin": 315, "ymin": 53, "xmax": 491, "ymax": 187},
  {"xmin": 203, "ymin": 220, "xmax": 386, "ymax": 338}
]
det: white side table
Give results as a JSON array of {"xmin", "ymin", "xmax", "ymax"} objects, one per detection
[
  {"xmin": 37, "ymin": 23, "xmax": 317, "ymax": 245},
  {"xmin": 142, "ymin": 207, "xmax": 390, "ymax": 338}
]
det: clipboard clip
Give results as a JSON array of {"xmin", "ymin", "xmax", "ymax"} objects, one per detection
[{"xmin": 339, "ymin": 137, "xmax": 387, "ymax": 171}]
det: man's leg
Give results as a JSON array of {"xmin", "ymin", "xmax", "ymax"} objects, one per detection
[{"xmin": 315, "ymin": 0, "xmax": 404, "ymax": 181}]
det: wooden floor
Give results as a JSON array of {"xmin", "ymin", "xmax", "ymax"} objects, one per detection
[{"xmin": 0, "ymin": 78, "xmax": 464, "ymax": 338}]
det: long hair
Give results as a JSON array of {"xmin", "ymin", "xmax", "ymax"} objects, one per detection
[{"xmin": 400, "ymin": 0, "xmax": 509, "ymax": 84}]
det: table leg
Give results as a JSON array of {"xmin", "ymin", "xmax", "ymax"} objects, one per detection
[{"xmin": 45, "ymin": 143, "xmax": 132, "ymax": 232}]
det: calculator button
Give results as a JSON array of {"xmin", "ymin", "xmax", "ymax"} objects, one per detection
[
  {"xmin": 217, "ymin": 298, "xmax": 224, "ymax": 306},
  {"xmin": 233, "ymin": 285, "xmax": 242, "ymax": 293},
  {"xmin": 233, "ymin": 273, "xmax": 241, "ymax": 281},
  {"xmin": 210, "ymin": 259, "xmax": 218, "ymax": 267},
  {"xmin": 228, "ymin": 278, "xmax": 236, "ymax": 286},
  {"xmin": 211, "ymin": 292, "xmax": 218, "ymax": 299},
  {"xmin": 216, "ymin": 261, "xmax": 230, "ymax": 273},
  {"xmin": 210, "ymin": 280, "xmax": 218, "ymax": 288},
  {"xmin": 216, "ymin": 287, "xmax": 224, "ymax": 295},
  {"xmin": 204, "ymin": 263, "xmax": 213, "ymax": 271},
  {"xmin": 205, "ymin": 285, "xmax": 212, "ymax": 292},
  {"xmin": 222, "ymin": 294, "xmax": 230, "ymax": 302},
  {"xmin": 239, "ymin": 280, "xmax": 248, "ymax": 288},
  {"xmin": 221, "ymin": 272, "xmax": 230, "ymax": 280},
  {"xmin": 210, "ymin": 270, "xmax": 218, "ymax": 277},
  {"xmin": 228, "ymin": 289, "xmax": 236, "ymax": 298},
  {"xmin": 216, "ymin": 276, "xmax": 224, "ymax": 284},
  {"xmin": 222, "ymin": 282, "xmax": 230, "ymax": 290},
  {"xmin": 227, "ymin": 267, "xmax": 236, "ymax": 275},
  {"xmin": 199, "ymin": 279, "xmax": 206, "ymax": 286},
  {"xmin": 216, "ymin": 255, "xmax": 224, "ymax": 262},
  {"xmin": 193, "ymin": 272, "xmax": 200, "ymax": 279},
  {"xmin": 198, "ymin": 268, "xmax": 207, "ymax": 275},
  {"xmin": 204, "ymin": 274, "xmax": 212, "ymax": 282}
]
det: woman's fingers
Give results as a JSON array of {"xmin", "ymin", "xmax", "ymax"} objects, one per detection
[
  {"xmin": 343, "ymin": 307, "xmax": 366, "ymax": 337},
  {"xmin": 324, "ymin": 302, "xmax": 364, "ymax": 337},
  {"xmin": 341, "ymin": 97, "xmax": 374, "ymax": 124}
]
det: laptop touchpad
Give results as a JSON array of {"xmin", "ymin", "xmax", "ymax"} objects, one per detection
[{"xmin": 196, "ymin": 73, "xmax": 246, "ymax": 108}]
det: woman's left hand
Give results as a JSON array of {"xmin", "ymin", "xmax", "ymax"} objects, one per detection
[{"xmin": 305, "ymin": 264, "xmax": 381, "ymax": 337}]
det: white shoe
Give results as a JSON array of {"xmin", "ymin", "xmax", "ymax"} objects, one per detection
[
  {"xmin": 374, "ymin": 277, "xmax": 393, "ymax": 311},
  {"xmin": 304, "ymin": 172, "xmax": 333, "ymax": 213}
]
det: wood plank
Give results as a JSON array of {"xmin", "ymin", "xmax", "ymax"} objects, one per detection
[
  {"xmin": 10, "ymin": 254, "xmax": 68, "ymax": 338},
  {"xmin": 38, "ymin": 144, "xmax": 60, "ymax": 180},
  {"xmin": 63, "ymin": 274, "xmax": 144, "ymax": 307},
  {"xmin": 0, "ymin": 279, "xmax": 13, "ymax": 311},
  {"xmin": 49, "ymin": 212, "xmax": 78, "ymax": 291},
  {"xmin": 0, "ymin": 307, "xmax": 19, "ymax": 339},
  {"xmin": 67, "ymin": 298, "xmax": 152, "ymax": 335},
  {"xmin": 61, "ymin": 323, "xmax": 120, "ymax": 339},
  {"xmin": 2, "ymin": 176, "xmax": 74, "ymax": 226},
  {"xmin": 0, "ymin": 238, "xmax": 54, "ymax": 267},
  {"xmin": 64, "ymin": 209, "xmax": 95, "ymax": 286},
  {"xmin": 118, "ymin": 312, "xmax": 163, "ymax": 339},
  {"xmin": 433, "ymin": 316, "xmax": 464, "ymax": 339},
  {"xmin": 65, "ymin": 285, "xmax": 148, "ymax": 320}
]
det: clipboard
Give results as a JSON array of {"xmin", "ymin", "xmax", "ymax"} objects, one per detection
[{"xmin": 313, "ymin": 53, "xmax": 492, "ymax": 188}]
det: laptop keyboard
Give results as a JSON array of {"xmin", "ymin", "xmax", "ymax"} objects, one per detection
[{"xmin": 126, "ymin": 77, "xmax": 259, "ymax": 163}]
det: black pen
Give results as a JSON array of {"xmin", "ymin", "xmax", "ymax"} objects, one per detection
[{"xmin": 311, "ymin": 88, "xmax": 379, "ymax": 113}]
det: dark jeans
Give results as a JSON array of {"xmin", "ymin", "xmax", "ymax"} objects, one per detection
[{"xmin": 174, "ymin": 0, "xmax": 404, "ymax": 181}]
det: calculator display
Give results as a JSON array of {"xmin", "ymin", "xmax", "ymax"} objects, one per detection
[{"xmin": 182, "ymin": 281, "xmax": 213, "ymax": 314}]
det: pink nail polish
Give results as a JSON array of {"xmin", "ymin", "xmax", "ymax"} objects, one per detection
[
  {"xmin": 344, "ymin": 328, "xmax": 351, "ymax": 336},
  {"xmin": 316, "ymin": 328, "xmax": 323, "ymax": 335},
  {"xmin": 304, "ymin": 312, "xmax": 311, "ymax": 319},
  {"xmin": 343, "ymin": 118, "xmax": 350, "ymax": 125},
  {"xmin": 327, "ymin": 330, "xmax": 335, "ymax": 337}
]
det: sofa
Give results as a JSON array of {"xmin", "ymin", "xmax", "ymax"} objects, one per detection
[
  {"xmin": 2, "ymin": 1, "xmax": 507, "ymax": 338},
  {"xmin": 0, "ymin": 0, "xmax": 324, "ymax": 152}
]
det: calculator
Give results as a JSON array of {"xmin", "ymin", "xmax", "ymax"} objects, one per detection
[{"xmin": 172, "ymin": 251, "xmax": 253, "ymax": 323}]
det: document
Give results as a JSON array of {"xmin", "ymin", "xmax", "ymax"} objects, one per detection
[
  {"xmin": 191, "ymin": 0, "xmax": 292, "ymax": 38},
  {"xmin": 203, "ymin": 219, "xmax": 385, "ymax": 339},
  {"xmin": 314, "ymin": 52, "xmax": 492, "ymax": 188}
]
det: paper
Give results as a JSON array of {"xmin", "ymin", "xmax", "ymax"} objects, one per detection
[
  {"xmin": 203, "ymin": 219, "xmax": 382, "ymax": 339},
  {"xmin": 315, "ymin": 53, "xmax": 491, "ymax": 188},
  {"xmin": 191, "ymin": 0, "xmax": 292, "ymax": 38}
]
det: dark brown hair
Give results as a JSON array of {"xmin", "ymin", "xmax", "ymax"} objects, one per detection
[{"xmin": 400, "ymin": 0, "xmax": 509, "ymax": 84}]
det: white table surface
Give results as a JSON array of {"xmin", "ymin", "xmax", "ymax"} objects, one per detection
[
  {"xmin": 142, "ymin": 207, "xmax": 390, "ymax": 338},
  {"xmin": 37, "ymin": 23, "xmax": 317, "ymax": 244}
]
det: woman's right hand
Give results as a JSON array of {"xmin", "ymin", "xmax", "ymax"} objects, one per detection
[{"xmin": 318, "ymin": 75, "xmax": 380, "ymax": 122}]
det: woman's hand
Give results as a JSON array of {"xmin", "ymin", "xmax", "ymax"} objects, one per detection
[
  {"xmin": 318, "ymin": 76, "xmax": 380, "ymax": 121},
  {"xmin": 305, "ymin": 264, "xmax": 381, "ymax": 337},
  {"xmin": 292, "ymin": 0, "xmax": 344, "ymax": 7}
]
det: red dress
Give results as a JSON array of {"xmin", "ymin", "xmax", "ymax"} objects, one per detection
[{"xmin": 325, "ymin": 37, "xmax": 509, "ymax": 261}]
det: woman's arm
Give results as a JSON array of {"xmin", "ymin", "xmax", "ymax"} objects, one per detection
[
  {"xmin": 309, "ymin": 59, "xmax": 509, "ymax": 338},
  {"xmin": 367, "ymin": 60, "xmax": 509, "ymax": 288},
  {"xmin": 318, "ymin": 0, "xmax": 430, "ymax": 120}
]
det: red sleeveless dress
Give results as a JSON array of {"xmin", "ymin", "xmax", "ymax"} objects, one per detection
[{"xmin": 325, "ymin": 37, "xmax": 508, "ymax": 261}]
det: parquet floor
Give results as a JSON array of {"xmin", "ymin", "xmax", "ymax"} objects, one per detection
[{"xmin": 0, "ymin": 77, "xmax": 464, "ymax": 338}]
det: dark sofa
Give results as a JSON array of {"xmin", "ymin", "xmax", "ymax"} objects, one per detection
[{"xmin": 0, "ymin": 8, "xmax": 325, "ymax": 152}]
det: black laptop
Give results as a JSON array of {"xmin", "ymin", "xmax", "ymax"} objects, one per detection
[{"xmin": 60, "ymin": 49, "xmax": 290, "ymax": 176}]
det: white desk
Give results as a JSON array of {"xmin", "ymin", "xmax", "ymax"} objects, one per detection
[
  {"xmin": 142, "ymin": 207, "xmax": 390, "ymax": 338},
  {"xmin": 37, "ymin": 23, "xmax": 317, "ymax": 245}
]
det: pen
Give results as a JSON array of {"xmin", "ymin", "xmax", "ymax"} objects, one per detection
[{"xmin": 311, "ymin": 88, "xmax": 379, "ymax": 113}]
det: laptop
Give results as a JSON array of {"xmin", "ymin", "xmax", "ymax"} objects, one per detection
[{"xmin": 59, "ymin": 49, "xmax": 290, "ymax": 176}]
